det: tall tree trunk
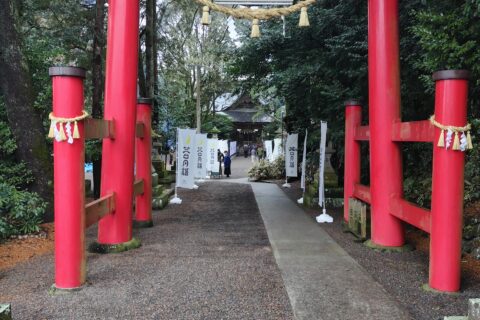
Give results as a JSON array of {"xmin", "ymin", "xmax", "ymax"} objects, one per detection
[
  {"xmin": 91, "ymin": 0, "xmax": 106, "ymax": 199},
  {"xmin": 146, "ymin": 0, "xmax": 155, "ymax": 98},
  {"xmin": 0, "ymin": 0, "xmax": 53, "ymax": 220}
]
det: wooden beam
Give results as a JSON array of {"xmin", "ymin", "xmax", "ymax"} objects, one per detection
[
  {"xmin": 85, "ymin": 118, "xmax": 115, "ymax": 140},
  {"xmin": 354, "ymin": 125, "xmax": 370, "ymax": 141},
  {"xmin": 136, "ymin": 122, "xmax": 145, "ymax": 138},
  {"xmin": 85, "ymin": 193, "xmax": 115, "ymax": 228},
  {"xmin": 392, "ymin": 120, "xmax": 435, "ymax": 142},
  {"xmin": 389, "ymin": 197, "xmax": 431, "ymax": 233},
  {"xmin": 133, "ymin": 179, "xmax": 144, "ymax": 196},
  {"xmin": 353, "ymin": 184, "xmax": 371, "ymax": 204}
]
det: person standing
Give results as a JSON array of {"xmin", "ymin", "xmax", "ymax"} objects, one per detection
[
  {"xmin": 223, "ymin": 150, "xmax": 231, "ymax": 178},
  {"xmin": 251, "ymin": 146, "xmax": 257, "ymax": 163}
]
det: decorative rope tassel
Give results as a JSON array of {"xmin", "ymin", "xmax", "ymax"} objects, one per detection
[
  {"xmin": 201, "ymin": 6, "xmax": 210, "ymax": 25},
  {"xmin": 437, "ymin": 129, "xmax": 445, "ymax": 148},
  {"xmin": 48, "ymin": 121, "xmax": 55, "ymax": 138},
  {"xmin": 453, "ymin": 131, "xmax": 460, "ymax": 150},
  {"xmin": 298, "ymin": 6, "xmax": 310, "ymax": 27},
  {"xmin": 59, "ymin": 123, "xmax": 67, "ymax": 141},
  {"xmin": 251, "ymin": 19, "xmax": 260, "ymax": 38},
  {"xmin": 73, "ymin": 121, "xmax": 80, "ymax": 139},
  {"xmin": 467, "ymin": 130, "xmax": 473, "ymax": 149}
]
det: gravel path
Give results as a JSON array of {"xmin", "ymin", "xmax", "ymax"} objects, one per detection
[{"xmin": 0, "ymin": 182, "xmax": 293, "ymax": 320}]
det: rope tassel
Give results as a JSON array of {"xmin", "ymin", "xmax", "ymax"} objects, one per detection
[
  {"xmin": 48, "ymin": 121, "xmax": 55, "ymax": 138},
  {"xmin": 298, "ymin": 6, "xmax": 310, "ymax": 27},
  {"xmin": 453, "ymin": 131, "xmax": 460, "ymax": 150},
  {"xmin": 437, "ymin": 129, "xmax": 445, "ymax": 148},
  {"xmin": 467, "ymin": 131, "xmax": 473, "ymax": 149},
  {"xmin": 73, "ymin": 121, "xmax": 80, "ymax": 139},
  {"xmin": 201, "ymin": 6, "xmax": 210, "ymax": 25},
  {"xmin": 251, "ymin": 19, "xmax": 260, "ymax": 38},
  {"xmin": 59, "ymin": 123, "xmax": 67, "ymax": 141}
]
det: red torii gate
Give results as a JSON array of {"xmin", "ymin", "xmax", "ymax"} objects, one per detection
[
  {"xmin": 49, "ymin": 1, "xmax": 150, "ymax": 292},
  {"xmin": 344, "ymin": 1, "xmax": 469, "ymax": 293},
  {"xmin": 48, "ymin": 0, "xmax": 469, "ymax": 294}
]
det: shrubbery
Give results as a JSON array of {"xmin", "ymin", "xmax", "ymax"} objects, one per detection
[
  {"xmin": 0, "ymin": 183, "xmax": 46, "ymax": 240},
  {"xmin": 248, "ymin": 155, "xmax": 285, "ymax": 181}
]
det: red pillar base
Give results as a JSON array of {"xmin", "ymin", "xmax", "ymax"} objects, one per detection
[
  {"xmin": 364, "ymin": 240, "xmax": 413, "ymax": 253},
  {"xmin": 48, "ymin": 284, "xmax": 85, "ymax": 296},
  {"xmin": 421, "ymin": 284, "xmax": 460, "ymax": 296},
  {"xmin": 88, "ymin": 237, "xmax": 141, "ymax": 254},
  {"xmin": 133, "ymin": 220, "xmax": 154, "ymax": 228}
]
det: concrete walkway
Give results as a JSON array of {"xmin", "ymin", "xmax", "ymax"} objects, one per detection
[{"xmin": 251, "ymin": 182, "xmax": 411, "ymax": 320}]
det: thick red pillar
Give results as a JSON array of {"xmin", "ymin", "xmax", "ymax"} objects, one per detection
[
  {"xmin": 50, "ymin": 67, "xmax": 86, "ymax": 289},
  {"xmin": 429, "ymin": 70, "xmax": 469, "ymax": 292},
  {"xmin": 344, "ymin": 100, "xmax": 362, "ymax": 222},
  {"xmin": 368, "ymin": 0, "xmax": 404, "ymax": 246},
  {"xmin": 98, "ymin": 0, "xmax": 140, "ymax": 245},
  {"xmin": 134, "ymin": 98, "xmax": 153, "ymax": 227}
]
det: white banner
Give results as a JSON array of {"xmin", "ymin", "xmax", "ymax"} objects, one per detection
[
  {"xmin": 285, "ymin": 133, "xmax": 298, "ymax": 177},
  {"xmin": 229, "ymin": 141, "xmax": 237, "ymax": 156},
  {"xmin": 195, "ymin": 133, "xmax": 208, "ymax": 178},
  {"xmin": 318, "ymin": 122, "xmax": 327, "ymax": 206},
  {"xmin": 273, "ymin": 138, "xmax": 282, "ymax": 161},
  {"xmin": 177, "ymin": 128, "xmax": 196, "ymax": 189},
  {"xmin": 301, "ymin": 129, "xmax": 308, "ymax": 190},
  {"xmin": 218, "ymin": 140, "xmax": 229, "ymax": 155},
  {"xmin": 207, "ymin": 138, "xmax": 219, "ymax": 173},
  {"xmin": 265, "ymin": 140, "xmax": 273, "ymax": 161}
]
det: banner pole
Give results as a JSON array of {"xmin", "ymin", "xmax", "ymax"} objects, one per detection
[
  {"xmin": 170, "ymin": 127, "xmax": 182, "ymax": 204},
  {"xmin": 316, "ymin": 121, "xmax": 333, "ymax": 223}
]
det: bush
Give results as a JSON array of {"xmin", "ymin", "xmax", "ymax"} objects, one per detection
[
  {"xmin": 0, "ymin": 183, "xmax": 46, "ymax": 240},
  {"xmin": 248, "ymin": 155, "xmax": 285, "ymax": 181}
]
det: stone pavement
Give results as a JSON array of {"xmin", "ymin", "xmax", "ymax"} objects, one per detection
[{"xmin": 222, "ymin": 156, "xmax": 411, "ymax": 320}]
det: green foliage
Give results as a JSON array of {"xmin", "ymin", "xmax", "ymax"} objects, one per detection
[
  {"xmin": 202, "ymin": 114, "xmax": 233, "ymax": 139},
  {"xmin": 0, "ymin": 183, "xmax": 46, "ymax": 239},
  {"xmin": 248, "ymin": 155, "xmax": 285, "ymax": 181}
]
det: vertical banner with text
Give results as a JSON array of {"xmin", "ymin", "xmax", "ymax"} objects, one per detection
[
  {"xmin": 177, "ymin": 128, "xmax": 196, "ymax": 189},
  {"xmin": 318, "ymin": 122, "xmax": 327, "ymax": 207},
  {"xmin": 207, "ymin": 138, "xmax": 219, "ymax": 173},
  {"xmin": 265, "ymin": 140, "xmax": 273, "ymax": 161},
  {"xmin": 285, "ymin": 133, "xmax": 298, "ymax": 177},
  {"xmin": 195, "ymin": 133, "xmax": 208, "ymax": 178},
  {"xmin": 301, "ymin": 129, "xmax": 308, "ymax": 190}
]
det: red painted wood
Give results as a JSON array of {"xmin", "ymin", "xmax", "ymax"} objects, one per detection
[
  {"xmin": 368, "ymin": 0, "xmax": 405, "ymax": 247},
  {"xmin": 344, "ymin": 103, "xmax": 362, "ymax": 221},
  {"xmin": 389, "ymin": 198, "xmax": 431, "ymax": 233},
  {"xmin": 98, "ymin": 0, "xmax": 140, "ymax": 244},
  {"xmin": 354, "ymin": 125, "xmax": 370, "ymax": 141},
  {"xmin": 391, "ymin": 120, "xmax": 435, "ymax": 142},
  {"xmin": 429, "ymin": 73, "xmax": 469, "ymax": 292},
  {"xmin": 51, "ymin": 69, "xmax": 86, "ymax": 289},
  {"xmin": 353, "ymin": 184, "xmax": 371, "ymax": 204},
  {"xmin": 135, "ymin": 101, "xmax": 153, "ymax": 225}
]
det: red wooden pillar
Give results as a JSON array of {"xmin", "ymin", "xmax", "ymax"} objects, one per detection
[
  {"xmin": 97, "ymin": 0, "xmax": 140, "ymax": 247},
  {"xmin": 429, "ymin": 70, "xmax": 469, "ymax": 292},
  {"xmin": 134, "ymin": 98, "xmax": 153, "ymax": 227},
  {"xmin": 368, "ymin": 0, "xmax": 405, "ymax": 246},
  {"xmin": 49, "ymin": 66, "xmax": 86, "ymax": 290},
  {"xmin": 343, "ymin": 100, "xmax": 362, "ymax": 222}
]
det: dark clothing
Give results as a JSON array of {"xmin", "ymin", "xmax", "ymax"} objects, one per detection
[{"xmin": 224, "ymin": 155, "xmax": 231, "ymax": 177}]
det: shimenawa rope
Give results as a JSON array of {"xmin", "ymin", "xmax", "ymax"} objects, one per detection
[{"xmin": 429, "ymin": 115, "xmax": 473, "ymax": 151}]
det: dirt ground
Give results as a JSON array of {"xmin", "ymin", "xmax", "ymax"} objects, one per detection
[
  {"xmin": 278, "ymin": 179, "xmax": 480, "ymax": 320},
  {"xmin": 0, "ymin": 182, "xmax": 293, "ymax": 320}
]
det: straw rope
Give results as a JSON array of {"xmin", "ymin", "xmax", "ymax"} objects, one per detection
[
  {"xmin": 49, "ymin": 110, "xmax": 89, "ymax": 123},
  {"xmin": 193, "ymin": 0, "xmax": 316, "ymax": 20},
  {"xmin": 429, "ymin": 115, "xmax": 473, "ymax": 150}
]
